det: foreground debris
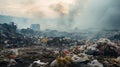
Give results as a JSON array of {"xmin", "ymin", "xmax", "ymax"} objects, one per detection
[{"xmin": 0, "ymin": 38, "xmax": 120, "ymax": 67}]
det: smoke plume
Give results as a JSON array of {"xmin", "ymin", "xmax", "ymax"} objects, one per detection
[{"xmin": 0, "ymin": 0, "xmax": 120, "ymax": 31}]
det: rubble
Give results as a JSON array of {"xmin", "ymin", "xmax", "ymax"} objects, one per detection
[
  {"xmin": 0, "ymin": 38, "xmax": 120, "ymax": 67},
  {"xmin": 1, "ymin": 23, "xmax": 120, "ymax": 67}
]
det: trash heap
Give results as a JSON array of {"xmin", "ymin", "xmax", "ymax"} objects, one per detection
[
  {"xmin": 49, "ymin": 38, "xmax": 120, "ymax": 67},
  {"xmin": 0, "ymin": 38, "xmax": 120, "ymax": 67},
  {"xmin": 0, "ymin": 23, "xmax": 36, "ymax": 48}
]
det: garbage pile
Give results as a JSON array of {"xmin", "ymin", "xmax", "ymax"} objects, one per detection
[
  {"xmin": 0, "ymin": 30, "xmax": 120, "ymax": 67},
  {"xmin": 0, "ymin": 23, "xmax": 36, "ymax": 48},
  {"xmin": 49, "ymin": 38, "xmax": 120, "ymax": 67},
  {"xmin": 25, "ymin": 38, "xmax": 120, "ymax": 67},
  {"xmin": 0, "ymin": 38, "xmax": 120, "ymax": 67}
]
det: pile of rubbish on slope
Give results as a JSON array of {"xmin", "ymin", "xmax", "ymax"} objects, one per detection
[
  {"xmin": 0, "ymin": 38, "xmax": 120, "ymax": 67},
  {"xmin": 49, "ymin": 38, "xmax": 120, "ymax": 67}
]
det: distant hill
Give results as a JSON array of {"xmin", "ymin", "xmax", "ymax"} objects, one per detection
[
  {"xmin": 0, "ymin": 15, "xmax": 30, "ymax": 29},
  {"xmin": 0, "ymin": 15, "xmax": 28, "ymax": 24}
]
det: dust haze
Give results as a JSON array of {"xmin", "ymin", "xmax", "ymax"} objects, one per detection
[{"xmin": 0, "ymin": 0, "xmax": 120, "ymax": 31}]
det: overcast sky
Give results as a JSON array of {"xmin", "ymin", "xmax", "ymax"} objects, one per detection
[
  {"xmin": 0, "ymin": 0, "xmax": 120, "ymax": 31},
  {"xmin": 0, "ymin": 0, "xmax": 75, "ymax": 18}
]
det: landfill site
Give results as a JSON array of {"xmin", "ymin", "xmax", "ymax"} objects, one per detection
[
  {"xmin": 0, "ymin": 22, "xmax": 120, "ymax": 67},
  {"xmin": 0, "ymin": 0, "xmax": 120, "ymax": 67}
]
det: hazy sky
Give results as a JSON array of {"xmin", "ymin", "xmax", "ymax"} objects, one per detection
[
  {"xmin": 0, "ymin": 0, "xmax": 75, "ymax": 18},
  {"xmin": 0, "ymin": 0, "xmax": 120, "ymax": 31}
]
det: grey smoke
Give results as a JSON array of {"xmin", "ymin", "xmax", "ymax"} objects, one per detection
[
  {"xmin": 50, "ymin": 0, "xmax": 120, "ymax": 31},
  {"xmin": 1, "ymin": 0, "xmax": 120, "ymax": 31},
  {"xmin": 50, "ymin": 0, "xmax": 85, "ymax": 31},
  {"xmin": 81, "ymin": 0, "xmax": 120, "ymax": 30}
]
